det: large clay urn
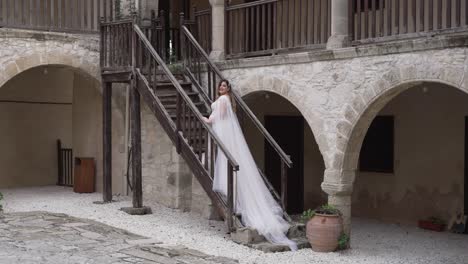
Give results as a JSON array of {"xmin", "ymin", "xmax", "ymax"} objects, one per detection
[{"xmin": 306, "ymin": 213, "xmax": 343, "ymax": 252}]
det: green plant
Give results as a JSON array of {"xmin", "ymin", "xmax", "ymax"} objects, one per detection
[
  {"xmin": 301, "ymin": 204, "xmax": 342, "ymax": 223},
  {"xmin": 428, "ymin": 217, "xmax": 446, "ymax": 226},
  {"xmin": 301, "ymin": 209, "xmax": 316, "ymax": 223},
  {"xmin": 168, "ymin": 62, "xmax": 184, "ymax": 73},
  {"xmin": 315, "ymin": 204, "xmax": 341, "ymax": 216},
  {"xmin": 338, "ymin": 233, "xmax": 349, "ymax": 250}
]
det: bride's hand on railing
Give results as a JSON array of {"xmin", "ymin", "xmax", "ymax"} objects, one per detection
[{"xmin": 202, "ymin": 116, "xmax": 210, "ymax": 123}]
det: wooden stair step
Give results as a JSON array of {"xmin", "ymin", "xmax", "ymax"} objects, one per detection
[
  {"xmin": 158, "ymin": 91, "xmax": 198, "ymax": 98},
  {"xmin": 154, "ymin": 81, "xmax": 192, "ymax": 87},
  {"xmin": 163, "ymin": 102, "xmax": 205, "ymax": 109}
]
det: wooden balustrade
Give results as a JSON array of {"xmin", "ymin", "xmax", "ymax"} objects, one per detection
[
  {"xmin": 0, "ymin": 0, "xmax": 116, "ymax": 33},
  {"xmin": 350, "ymin": 0, "xmax": 468, "ymax": 42},
  {"xmin": 100, "ymin": 19, "xmax": 133, "ymax": 70},
  {"xmin": 226, "ymin": 0, "xmax": 331, "ymax": 58},
  {"xmin": 194, "ymin": 8, "xmax": 212, "ymax": 54}
]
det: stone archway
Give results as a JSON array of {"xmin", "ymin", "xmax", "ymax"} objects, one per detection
[
  {"xmin": 0, "ymin": 63, "xmax": 104, "ymax": 190},
  {"xmin": 235, "ymin": 75, "xmax": 329, "ymax": 159},
  {"xmin": 329, "ymin": 65, "xmax": 468, "ymax": 234},
  {"xmin": 236, "ymin": 76, "xmax": 327, "ymax": 214}
]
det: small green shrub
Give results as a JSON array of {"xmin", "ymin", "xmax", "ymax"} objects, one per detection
[
  {"xmin": 301, "ymin": 204, "xmax": 342, "ymax": 223},
  {"xmin": 338, "ymin": 233, "xmax": 349, "ymax": 250},
  {"xmin": 315, "ymin": 204, "xmax": 341, "ymax": 216},
  {"xmin": 301, "ymin": 209, "xmax": 315, "ymax": 223},
  {"xmin": 168, "ymin": 62, "xmax": 184, "ymax": 73},
  {"xmin": 428, "ymin": 216, "xmax": 446, "ymax": 225}
]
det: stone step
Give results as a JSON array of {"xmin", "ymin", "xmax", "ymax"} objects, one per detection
[
  {"xmin": 250, "ymin": 237, "xmax": 310, "ymax": 253},
  {"xmin": 230, "ymin": 222, "xmax": 308, "ymax": 252},
  {"xmin": 287, "ymin": 222, "xmax": 306, "ymax": 239}
]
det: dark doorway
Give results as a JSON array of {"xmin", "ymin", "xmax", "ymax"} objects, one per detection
[
  {"xmin": 465, "ymin": 117, "xmax": 468, "ymax": 218},
  {"xmin": 265, "ymin": 116, "xmax": 304, "ymax": 214}
]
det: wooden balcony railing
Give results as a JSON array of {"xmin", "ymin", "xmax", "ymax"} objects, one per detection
[
  {"xmin": 350, "ymin": 0, "xmax": 468, "ymax": 43},
  {"xmin": 100, "ymin": 19, "xmax": 133, "ymax": 70},
  {"xmin": 226, "ymin": 0, "xmax": 331, "ymax": 58},
  {"xmin": 194, "ymin": 7, "xmax": 212, "ymax": 54},
  {"xmin": 0, "ymin": 0, "xmax": 116, "ymax": 33},
  {"xmin": 177, "ymin": 7, "xmax": 212, "ymax": 61}
]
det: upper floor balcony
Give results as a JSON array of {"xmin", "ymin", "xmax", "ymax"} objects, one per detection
[
  {"xmin": 1, "ymin": 0, "xmax": 467, "ymax": 60},
  {"xmin": 221, "ymin": 0, "xmax": 468, "ymax": 58}
]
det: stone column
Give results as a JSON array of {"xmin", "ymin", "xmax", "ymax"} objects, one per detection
[
  {"xmin": 209, "ymin": 0, "xmax": 225, "ymax": 60},
  {"xmin": 326, "ymin": 0, "xmax": 350, "ymax": 49},
  {"xmin": 321, "ymin": 169, "xmax": 355, "ymax": 235}
]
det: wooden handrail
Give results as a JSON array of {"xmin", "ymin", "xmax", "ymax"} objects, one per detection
[
  {"xmin": 133, "ymin": 24, "xmax": 240, "ymax": 171},
  {"xmin": 194, "ymin": 9, "xmax": 211, "ymax": 16},
  {"xmin": 100, "ymin": 19, "xmax": 133, "ymax": 26},
  {"xmin": 225, "ymin": 0, "xmax": 278, "ymax": 11},
  {"xmin": 181, "ymin": 25, "xmax": 293, "ymax": 168}
]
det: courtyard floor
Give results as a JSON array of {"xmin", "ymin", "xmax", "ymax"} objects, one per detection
[{"xmin": 1, "ymin": 186, "xmax": 467, "ymax": 264}]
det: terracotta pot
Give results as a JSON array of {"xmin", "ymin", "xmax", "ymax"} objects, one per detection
[{"xmin": 306, "ymin": 213, "xmax": 343, "ymax": 252}]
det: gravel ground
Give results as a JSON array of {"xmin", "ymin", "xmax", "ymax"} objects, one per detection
[{"xmin": 1, "ymin": 186, "xmax": 467, "ymax": 264}]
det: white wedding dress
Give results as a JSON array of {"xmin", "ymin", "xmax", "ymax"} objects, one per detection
[{"xmin": 208, "ymin": 95, "xmax": 297, "ymax": 251}]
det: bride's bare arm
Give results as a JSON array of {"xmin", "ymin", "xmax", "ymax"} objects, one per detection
[{"xmin": 202, "ymin": 96, "xmax": 228, "ymax": 123}]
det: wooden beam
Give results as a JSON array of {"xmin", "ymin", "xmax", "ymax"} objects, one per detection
[
  {"xmin": 131, "ymin": 78, "xmax": 143, "ymax": 208},
  {"xmin": 101, "ymin": 68, "xmax": 133, "ymax": 83},
  {"xmin": 103, "ymin": 81, "xmax": 112, "ymax": 202}
]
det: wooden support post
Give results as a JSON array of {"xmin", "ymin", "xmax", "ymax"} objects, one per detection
[
  {"xmin": 176, "ymin": 93, "xmax": 182, "ymax": 153},
  {"xmin": 281, "ymin": 160, "xmax": 287, "ymax": 211},
  {"xmin": 180, "ymin": 12, "xmax": 185, "ymax": 65},
  {"xmin": 130, "ymin": 79, "xmax": 143, "ymax": 209},
  {"xmin": 103, "ymin": 81, "xmax": 112, "ymax": 203},
  {"xmin": 227, "ymin": 163, "xmax": 234, "ymax": 232},
  {"xmin": 57, "ymin": 139, "xmax": 62, "ymax": 185}
]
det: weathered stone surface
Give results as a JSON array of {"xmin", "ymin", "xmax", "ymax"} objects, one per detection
[
  {"xmin": 0, "ymin": 212, "xmax": 238, "ymax": 264},
  {"xmin": 287, "ymin": 223, "xmax": 306, "ymax": 239},
  {"xmin": 231, "ymin": 227, "xmax": 265, "ymax": 244}
]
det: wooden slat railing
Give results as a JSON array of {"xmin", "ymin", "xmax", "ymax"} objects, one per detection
[
  {"xmin": 226, "ymin": 0, "xmax": 331, "ymax": 58},
  {"xmin": 57, "ymin": 139, "xmax": 73, "ymax": 187},
  {"xmin": 350, "ymin": 0, "xmax": 468, "ymax": 43},
  {"xmin": 140, "ymin": 10, "xmax": 166, "ymax": 61},
  {"xmin": 194, "ymin": 7, "xmax": 212, "ymax": 54},
  {"xmin": 181, "ymin": 24, "xmax": 293, "ymax": 219},
  {"xmin": 132, "ymin": 23, "xmax": 241, "ymax": 231},
  {"xmin": 0, "ymin": 0, "xmax": 116, "ymax": 33},
  {"xmin": 100, "ymin": 19, "xmax": 133, "ymax": 70}
]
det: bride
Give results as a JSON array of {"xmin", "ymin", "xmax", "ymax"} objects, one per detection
[{"xmin": 202, "ymin": 79, "xmax": 297, "ymax": 251}]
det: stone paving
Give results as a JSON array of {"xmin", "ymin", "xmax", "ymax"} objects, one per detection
[{"xmin": 0, "ymin": 211, "xmax": 238, "ymax": 264}]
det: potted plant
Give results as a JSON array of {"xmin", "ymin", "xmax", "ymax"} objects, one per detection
[
  {"xmin": 301, "ymin": 204, "xmax": 344, "ymax": 252},
  {"xmin": 418, "ymin": 217, "xmax": 446, "ymax": 232}
]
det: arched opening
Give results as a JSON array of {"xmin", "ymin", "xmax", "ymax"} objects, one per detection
[
  {"xmin": 0, "ymin": 65, "xmax": 103, "ymax": 190},
  {"xmin": 351, "ymin": 82, "xmax": 467, "ymax": 229},
  {"xmin": 242, "ymin": 91, "xmax": 326, "ymax": 215}
]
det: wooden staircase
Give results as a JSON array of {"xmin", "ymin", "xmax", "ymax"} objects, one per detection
[{"xmin": 100, "ymin": 17, "xmax": 304, "ymax": 251}]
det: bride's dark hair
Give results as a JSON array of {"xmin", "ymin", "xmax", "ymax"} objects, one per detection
[{"xmin": 217, "ymin": 79, "xmax": 236, "ymax": 112}]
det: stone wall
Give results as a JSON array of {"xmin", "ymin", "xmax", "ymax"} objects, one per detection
[{"xmin": 217, "ymin": 33, "xmax": 468, "ymax": 230}]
